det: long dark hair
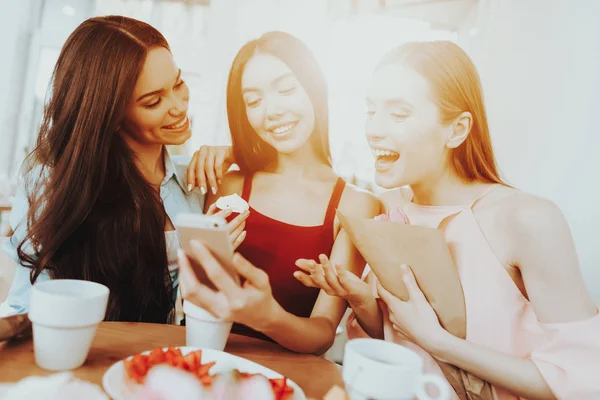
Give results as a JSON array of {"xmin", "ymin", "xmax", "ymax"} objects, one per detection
[
  {"xmin": 18, "ymin": 16, "xmax": 174, "ymax": 323},
  {"xmin": 226, "ymin": 31, "xmax": 331, "ymax": 173}
]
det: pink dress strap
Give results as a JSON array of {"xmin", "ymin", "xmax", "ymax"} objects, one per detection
[{"xmin": 468, "ymin": 184, "xmax": 501, "ymax": 208}]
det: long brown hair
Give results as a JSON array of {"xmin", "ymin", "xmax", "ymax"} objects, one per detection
[
  {"xmin": 18, "ymin": 16, "xmax": 173, "ymax": 322},
  {"xmin": 226, "ymin": 31, "xmax": 331, "ymax": 173},
  {"xmin": 378, "ymin": 41, "xmax": 504, "ymax": 184}
]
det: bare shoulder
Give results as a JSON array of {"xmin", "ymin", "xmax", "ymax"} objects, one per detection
[
  {"xmin": 378, "ymin": 186, "xmax": 412, "ymax": 211},
  {"xmin": 218, "ymin": 170, "xmax": 245, "ymax": 195},
  {"xmin": 338, "ymin": 183, "xmax": 381, "ymax": 219},
  {"xmin": 477, "ymin": 185, "xmax": 597, "ymax": 321},
  {"xmin": 485, "ymin": 186, "xmax": 569, "ymax": 239},
  {"xmin": 475, "ymin": 186, "xmax": 572, "ymax": 252},
  {"xmin": 205, "ymin": 170, "xmax": 246, "ymax": 207}
]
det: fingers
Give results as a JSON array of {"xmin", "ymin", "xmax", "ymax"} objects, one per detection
[
  {"xmin": 209, "ymin": 208, "xmax": 233, "ymax": 223},
  {"xmin": 309, "ymin": 260, "xmax": 335, "ymax": 294},
  {"xmin": 177, "ymin": 248, "xmax": 227, "ymax": 317},
  {"xmin": 189, "ymin": 240, "xmax": 239, "ymax": 298},
  {"xmin": 320, "ymin": 255, "xmax": 345, "ymax": 294},
  {"xmin": 214, "ymin": 149, "xmax": 227, "ymax": 184},
  {"xmin": 196, "ymin": 146, "xmax": 208, "ymax": 196},
  {"xmin": 294, "ymin": 259, "xmax": 313, "ymax": 273},
  {"xmin": 232, "ymin": 253, "xmax": 270, "ymax": 290},
  {"xmin": 293, "ymin": 271, "xmax": 318, "ymax": 288},
  {"xmin": 205, "ymin": 150, "xmax": 218, "ymax": 195},
  {"xmin": 295, "ymin": 258, "xmax": 335, "ymax": 293},
  {"xmin": 400, "ymin": 264, "xmax": 426, "ymax": 302},
  {"xmin": 226, "ymin": 210, "xmax": 249, "ymax": 234},
  {"xmin": 187, "ymin": 151, "xmax": 199, "ymax": 192},
  {"xmin": 388, "ymin": 311, "xmax": 400, "ymax": 327},
  {"xmin": 229, "ymin": 220, "xmax": 246, "ymax": 250},
  {"xmin": 206, "ymin": 203, "xmax": 222, "ymax": 216},
  {"xmin": 231, "ymin": 230, "xmax": 247, "ymax": 250},
  {"xmin": 336, "ymin": 265, "xmax": 365, "ymax": 291},
  {"xmin": 376, "ymin": 279, "xmax": 399, "ymax": 307}
]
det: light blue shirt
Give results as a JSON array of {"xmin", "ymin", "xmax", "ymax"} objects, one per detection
[{"xmin": 3, "ymin": 151, "xmax": 204, "ymax": 315}]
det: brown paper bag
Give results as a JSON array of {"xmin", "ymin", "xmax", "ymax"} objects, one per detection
[{"xmin": 337, "ymin": 211, "xmax": 494, "ymax": 400}]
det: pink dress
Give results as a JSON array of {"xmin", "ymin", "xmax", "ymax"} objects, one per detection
[{"xmin": 347, "ymin": 186, "xmax": 600, "ymax": 399}]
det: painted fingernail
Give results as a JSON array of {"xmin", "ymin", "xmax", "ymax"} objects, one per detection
[
  {"xmin": 241, "ymin": 231, "xmax": 247, "ymax": 238},
  {"xmin": 401, "ymin": 264, "xmax": 409, "ymax": 273},
  {"xmin": 200, "ymin": 187, "xmax": 207, "ymax": 195},
  {"xmin": 211, "ymin": 186, "xmax": 217, "ymax": 195},
  {"xmin": 187, "ymin": 184, "xmax": 193, "ymax": 192}
]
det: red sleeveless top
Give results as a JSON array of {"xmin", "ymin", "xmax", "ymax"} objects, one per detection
[{"xmin": 231, "ymin": 175, "xmax": 346, "ymax": 341}]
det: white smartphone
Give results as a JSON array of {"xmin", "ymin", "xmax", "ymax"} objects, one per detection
[{"xmin": 174, "ymin": 212, "xmax": 240, "ymax": 289}]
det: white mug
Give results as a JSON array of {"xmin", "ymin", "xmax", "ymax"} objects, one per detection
[
  {"xmin": 183, "ymin": 300, "xmax": 232, "ymax": 350},
  {"xmin": 28, "ymin": 279, "xmax": 109, "ymax": 371},
  {"xmin": 343, "ymin": 338, "xmax": 451, "ymax": 400}
]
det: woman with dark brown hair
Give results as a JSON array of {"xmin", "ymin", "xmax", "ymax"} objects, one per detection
[{"xmin": 3, "ymin": 16, "xmax": 246, "ymax": 323}]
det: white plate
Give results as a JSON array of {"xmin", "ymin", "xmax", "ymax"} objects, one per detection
[{"xmin": 102, "ymin": 346, "xmax": 306, "ymax": 400}]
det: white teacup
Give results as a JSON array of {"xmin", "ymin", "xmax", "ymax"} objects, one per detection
[
  {"xmin": 343, "ymin": 338, "xmax": 451, "ymax": 400},
  {"xmin": 183, "ymin": 300, "xmax": 232, "ymax": 350},
  {"xmin": 28, "ymin": 279, "xmax": 109, "ymax": 371}
]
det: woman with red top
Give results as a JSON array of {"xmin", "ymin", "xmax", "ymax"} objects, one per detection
[{"xmin": 178, "ymin": 31, "xmax": 380, "ymax": 354}]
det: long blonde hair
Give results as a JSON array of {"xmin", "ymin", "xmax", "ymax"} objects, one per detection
[{"xmin": 378, "ymin": 41, "xmax": 504, "ymax": 184}]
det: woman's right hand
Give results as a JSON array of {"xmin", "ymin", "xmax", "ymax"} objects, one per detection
[
  {"xmin": 206, "ymin": 202, "xmax": 249, "ymax": 250},
  {"xmin": 294, "ymin": 254, "xmax": 372, "ymax": 306},
  {"xmin": 187, "ymin": 146, "xmax": 234, "ymax": 195}
]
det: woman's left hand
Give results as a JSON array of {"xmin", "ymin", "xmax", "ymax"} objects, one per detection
[
  {"xmin": 376, "ymin": 264, "xmax": 449, "ymax": 352},
  {"xmin": 178, "ymin": 240, "xmax": 279, "ymax": 331}
]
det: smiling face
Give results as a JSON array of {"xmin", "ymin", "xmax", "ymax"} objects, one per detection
[
  {"xmin": 241, "ymin": 53, "xmax": 316, "ymax": 155},
  {"xmin": 124, "ymin": 46, "xmax": 191, "ymax": 146},
  {"xmin": 366, "ymin": 62, "xmax": 453, "ymax": 189}
]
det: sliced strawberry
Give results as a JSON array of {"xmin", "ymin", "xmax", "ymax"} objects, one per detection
[
  {"xmin": 184, "ymin": 350, "xmax": 202, "ymax": 370},
  {"xmin": 196, "ymin": 361, "xmax": 217, "ymax": 377}
]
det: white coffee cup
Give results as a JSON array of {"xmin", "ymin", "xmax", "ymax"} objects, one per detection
[
  {"xmin": 183, "ymin": 300, "xmax": 232, "ymax": 350},
  {"xmin": 28, "ymin": 279, "xmax": 109, "ymax": 371},
  {"xmin": 343, "ymin": 338, "xmax": 451, "ymax": 400}
]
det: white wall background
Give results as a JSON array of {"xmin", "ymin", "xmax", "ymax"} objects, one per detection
[
  {"xmin": 1, "ymin": 0, "xmax": 598, "ymax": 302},
  {"xmin": 0, "ymin": 0, "xmax": 37, "ymax": 177},
  {"xmin": 459, "ymin": 0, "xmax": 600, "ymax": 302}
]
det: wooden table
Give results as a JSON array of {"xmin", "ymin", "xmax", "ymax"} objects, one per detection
[{"xmin": 0, "ymin": 322, "xmax": 344, "ymax": 399}]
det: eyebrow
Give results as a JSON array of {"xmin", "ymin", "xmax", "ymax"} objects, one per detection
[
  {"xmin": 242, "ymin": 72, "xmax": 295, "ymax": 95},
  {"xmin": 385, "ymin": 98, "xmax": 414, "ymax": 108},
  {"xmin": 366, "ymin": 96, "xmax": 414, "ymax": 108},
  {"xmin": 136, "ymin": 69, "xmax": 182, "ymax": 102}
]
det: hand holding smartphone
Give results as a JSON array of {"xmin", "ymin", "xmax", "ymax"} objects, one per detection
[{"xmin": 174, "ymin": 213, "xmax": 240, "ymax": 290}]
